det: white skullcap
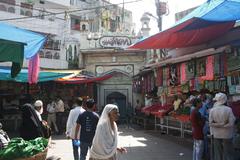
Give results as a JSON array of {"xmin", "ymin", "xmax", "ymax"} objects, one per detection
[
  {"xmin": 213, "ymin": 92, "xmax": 227, "ymax": 105},
  {"xmin": 34, "ymin": 100, "xmax": 43, "ymax": 107},
  {"xmin": 189, "ymin": 95, "xmax": 196, "ymax": 101}
]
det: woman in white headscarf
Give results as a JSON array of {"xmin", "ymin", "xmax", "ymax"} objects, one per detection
[{"xmin": 89, "ymin": 104, "xmax": 126, "ymax": 160}]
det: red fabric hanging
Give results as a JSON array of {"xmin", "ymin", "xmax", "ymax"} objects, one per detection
[
  {"xmin": 28, "ymin": 54, "xmax": 39, "ymax": 84},
  {"xmin": 199, "ymin": 55, "xmax": 214, "ymax": 81},
  {"xmin": 156, "ymin": 67, "xmax": 163, "ymax": 86},
  {"xmin": 180, "ymin": 63, "xmax": 187, "ymax": 84}
]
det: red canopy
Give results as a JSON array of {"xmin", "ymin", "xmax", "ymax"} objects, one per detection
[{"xmin": 130, "ymin": 18, "xmax": 234, "ymax": 49}]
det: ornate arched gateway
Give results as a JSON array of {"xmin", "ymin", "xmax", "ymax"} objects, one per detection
[
  {"xmin": 97, "ymin": 70, "xmax": 132, "ymax": 122},
  {"xmin": 106, "ymin": 92, "xmax": 127, "ymax": 120}
]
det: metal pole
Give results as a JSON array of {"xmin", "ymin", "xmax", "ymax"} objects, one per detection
[
  {"xmin": 155, "ymin": 0, "xmax": 162, "ymax": 31},
  {"xmin": 122, "ymin": 0, "xmax": 125, "ymax": 32}
]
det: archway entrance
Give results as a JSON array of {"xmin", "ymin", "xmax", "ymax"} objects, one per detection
[{"xmin": 106, "ymin": 92, "xmax": 127, "ymax": 122}]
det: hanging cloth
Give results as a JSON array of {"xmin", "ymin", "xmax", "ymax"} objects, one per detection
[
  {"xmin": 28, "ymin": 54, "xmax": 40, "ymax": 84},
  {"xmin": 200, "ymin": 55, "xmax": 214, "ymax": 80},
  {"xmin": 156, "ymin": 67, "xmax": 163, "ymax": 87},
  {"xmin": 180, "ymin": 63, "xmax": 187, "ymax": 84}
]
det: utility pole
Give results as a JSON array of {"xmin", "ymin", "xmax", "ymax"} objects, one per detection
[
  {"xmin": 155, "ymin": 0, "xmax": 162, "ymax": 31},
  {"xmin": 155, "ymin": 0, "xmax": 162, "ymax": 32},
  {"xmin": 155, "ymin": 0, "xmax": 168, "ymax": 32},
  {"xmin": 122, "ymin": 0, "xmax": 125, "ymax": 32}
]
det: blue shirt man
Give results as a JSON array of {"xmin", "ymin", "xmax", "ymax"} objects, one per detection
[{"xmin": 75, "ymin": 99, "xmax": 99, "ymax": 160}]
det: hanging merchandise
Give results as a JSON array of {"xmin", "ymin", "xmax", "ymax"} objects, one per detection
[
  {"xmin": 229, "ymin": 85, "xmax": 236, "ymax": 95},
  {"xmin": 181, "ymin": 83, "xmax": 189, "ymax": 93},
  {"xmin": 219, "ymin": 52, "xmax": 228, "ymax": 78},
  {"xmin": 205, "ymin": 80, "xmax": 214, "ymax": 92},
  {"xmin": 156, "ymin": 67, "xmax": 163, "ymax": 87},
  {"xmin": 196, "ymin": 57, "xmax": 206, "ymax": 77},
  {"xmin": 214, "ymin": 54, "xmax": 220, "ymax": 76},
  {"xmin": 147, "ymin": 75, "xmax": 151, "ymax": 93},
  {"xmin": 168, "ymin": 64, "xmax": 180, "ymax": 86},
  {"xmin": 163, "ymin": 67, "xmax": 168, "ymax": 86},
  {"xmin": 194, "ymin": 78, "xmax": 200, "ymax": 91},
  {"xmin": 214, "ymin": 79, "xmax": 227, "ymax": 92},
  {"xmin": 200, "ymin": 56, "xmax": 214, "ymax": 80},
  {"xmin": 150, "ymin": 74, "xmax": 155, "ymax": 92},
  {"xmin": 186, "ymin": 61, "xmax": 195, "ymax": 80},
  {"xmin": 227, "ymin": 47, "xmax": 240, "ymax": 72},
  {"xmin": 28, "ymin": 54, "xmax": 40, "ymax": 84},
  {"xmin": 180, "ymin": 63, "xmax": 187, "ymax": 84},
  {"xmin": 158, "ymin": 86, "xmax": 164, "ymax": 95},
  {"xmin": 189, "ymin": 79, "xmax": 195, "ymax": 91}
]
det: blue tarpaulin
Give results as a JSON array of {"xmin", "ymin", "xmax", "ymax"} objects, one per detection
[
  {"xmin": 0, "ymin": 22, "xmax": 46, "ymax": 59},
  {"xmin": 130, "ymin": 0, "xmax": 240, "ymax": 49}
]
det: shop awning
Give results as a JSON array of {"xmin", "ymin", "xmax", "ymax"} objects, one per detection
[
  {"xmin": 0, "ymin": 22, "xmax": 46, "ymax": 59},
  {"xmin": 0, "ymin": 22, "xmax": 46, "ymax": 77},
  {"xmin": 0, "ymin": 67, "xmax": 71, "ymax": 83},
  {"xmin": 130, "ymin": 0, "xmax": 240, "ymax": 49},
  {"xmin": 56, "ymin": 74, "xmax": 113, "ymax": 84}
]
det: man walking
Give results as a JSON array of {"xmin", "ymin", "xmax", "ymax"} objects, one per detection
[
  {"xmin": 75, "ymin": 99, "xmax": 99, "ymax": 160},
  {"xmin": 47, "ymin": 99, "xmax": 59, "ymax": 134},
  {"xmin": 66, "ymin": 97, "xmax": 85, "ymax": 160},
  {"xmin": 209, "ymin": 92, "xmax": 236, "ymax": 160},
  {"xmin": 55, "ymin": 96, "xmax": 65, "ymax": 134},
  {"xmin": 190, "ymin": 98, "xmax": 205, "ymax": 160}
]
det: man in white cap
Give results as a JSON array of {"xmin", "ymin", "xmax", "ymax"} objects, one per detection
[
  {"xmin": 209, "ymin": 92, "xmax": 236, "ymax": 160},
  {"xmin": 34, "ymin": 100, "xmax": 44, "ymax": 121}
]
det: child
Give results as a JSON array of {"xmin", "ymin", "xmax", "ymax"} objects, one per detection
[{"xmin": 190, "ymin": 98, "xmax": 205, "ymax": 160}]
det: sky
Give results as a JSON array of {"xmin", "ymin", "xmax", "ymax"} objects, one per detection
[{"xmin": 109, "ymin": 0, "xmax": 206, "ymax": 35}]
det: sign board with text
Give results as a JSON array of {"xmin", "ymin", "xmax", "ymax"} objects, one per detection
[{"xmin": 99, "ymin": 36, "xmax": 131, "ymax": 49}]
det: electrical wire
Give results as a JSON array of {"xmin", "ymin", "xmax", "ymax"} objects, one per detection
[{"xmin": 0, "ymin": 0, "xmax": 143, "ymax": 21}]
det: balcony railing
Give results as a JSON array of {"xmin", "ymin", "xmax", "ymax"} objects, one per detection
[
  {"xmin": 39, "ymin": 50, "xmax": 60, "ymax": 60},
  {"xmin": 0, "ymin": 1, "xmax": 57, "ymax": 22}
]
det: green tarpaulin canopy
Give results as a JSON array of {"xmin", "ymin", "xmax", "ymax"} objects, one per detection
[{"xmin": 0, "ymin": 39, "xmax": 24, "ymax": 78}]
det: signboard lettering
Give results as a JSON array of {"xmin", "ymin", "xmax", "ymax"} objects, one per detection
[{"xmin": 99, "ymin": 36, "xmax": 131, "ymax": 48}]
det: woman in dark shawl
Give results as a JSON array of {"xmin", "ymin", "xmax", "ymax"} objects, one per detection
[{"xmin": 19, "ymin": 103, "xmax": 44, "ymax": 140}]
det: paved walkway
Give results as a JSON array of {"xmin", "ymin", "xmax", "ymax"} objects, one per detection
[{"xmin": 47, "ymin": 125, "xmax": 193, "ymax": 160}]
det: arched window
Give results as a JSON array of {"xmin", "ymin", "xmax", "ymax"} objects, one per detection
[
  {"xmin": 45, "ymin": 51, "xmax": 52, "ymax": 59},
  {"xmin": 65, "ymin": 48, "xmax": 68, "ymax": 61},
  {"xmin": 74, "ymin": 45, "xmax": 77, "ymax": 60},
  {"xmin": 39, "ymin": 51, "xmax": 44, "ymax": 58},
  {"xmin": 53, "ymin": 52, "xmax": 60, "ymax": 59},
  {"xmin": 20, "ymin": 9, "xmax": 24, "ymax": 15},
  {"xmin": 68, "ymin": 45, "xmax": 73, "ymax": 61},
  {"xmin": 8, "ymin": 7, "xmax": 15, "ymax": 13},
  {"xmin": 25, "ymin": 10, "xmax": 32, "ymax": 16},
  {"xmin": 0, "ymin": 5, "xmax": 7, "ymax": 11},
  {"xmin": 82, "ymin": 24, "xmax": 86, "ymax": 31}
]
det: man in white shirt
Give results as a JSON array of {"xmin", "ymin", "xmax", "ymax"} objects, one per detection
[
  {"xmin": 55, "ymin": 96, "xmax": 65, "ymax": 135},
  {"xmin": 66, "ymin": 97, "xmax": 85, "ymax": 160},
  {"xmin": 209, "ymin": 92, "xmax": 236, "ymax": 160},
  {"xmin": 47, "ymin": 100, "xmax": 59, "ymax": 134}
]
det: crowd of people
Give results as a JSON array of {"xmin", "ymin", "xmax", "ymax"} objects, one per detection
[
  {"xmin": 189, "ymin": 92, "xmax": 238, "ymax": 160},
  {"xmin": 0, "ymin": 96, "xmax": 127, "ymax": 160},
  {"xmin": 1, "ymin": 91, "xmax": 240, "ymax": 160}
]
